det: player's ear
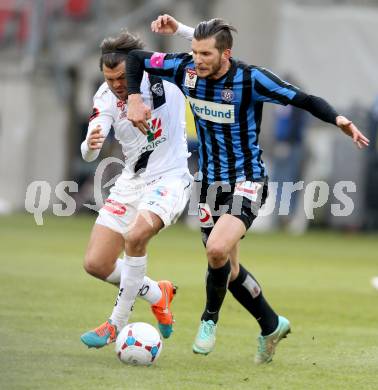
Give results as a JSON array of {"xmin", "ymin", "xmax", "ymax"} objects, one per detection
[{"xmin": 222, "ymin": 48, "xmax": 231, "ymax": 60}]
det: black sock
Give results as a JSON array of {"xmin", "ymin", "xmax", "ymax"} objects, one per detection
[
  {"xmin": 201, "ymin": 260, "xmax": 231, "ymax": 324},
  {"xmin": 228, "ymin": 264, "xmax": 278, "ymax": 335}
]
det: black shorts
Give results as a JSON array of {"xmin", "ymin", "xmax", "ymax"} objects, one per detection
[{"xmin": 196, "ymin": 179, "xmax": 268, "ymax": 245}]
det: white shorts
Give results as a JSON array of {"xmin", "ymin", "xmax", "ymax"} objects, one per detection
[{"xmin": 96, "ymin": 172, "xmax": 192, "ymax": 235}]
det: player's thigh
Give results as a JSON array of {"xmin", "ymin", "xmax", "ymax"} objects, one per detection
[
  {"xmin": 207, "ymin": 214, "xmax": 246, "ymax": 256},
  {"xmin": 85, "ymin": 223, "xmax": 124, "ymax": 267},
  {"xmin": 139, "ymin": 173, "xmax": 192, "ymax": 229},
  {"xmin": 126, "ymin": 210, "xmax": 164, "ymax": 245}
]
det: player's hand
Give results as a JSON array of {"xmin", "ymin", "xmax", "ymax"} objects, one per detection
[
  {"xmin": 151, "ymin": 14, "xmax": 179, "ymax": 35},
  {"xmin": 87, "ymin": 125, "xmax": 105, "ymax": 150},
  {"xmin": 127, "ymin": 94, "xmax": 151, "ymax": 135},
  {"xmin": 336, "ymin": 115, "xmax": 370, "ymax": 149}
]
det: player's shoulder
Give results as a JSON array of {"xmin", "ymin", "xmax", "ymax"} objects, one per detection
[
  {"xmin": 92, "ymin": 82, "xmax": 116, "ymax": 109},
  {"xmin": 165, "ymin": 52, "xmax": 193, "ymax": 69},
  {"xmin": 233, "ymin": 59, "xmax": 261, "ymax": 74},
  {"xmin": 248, "ymin": 64, "xmax": 278, "ymax": 79},
  {"xmin": 94, "ymin": 82, "xmax": 111, "ymax": 99}
]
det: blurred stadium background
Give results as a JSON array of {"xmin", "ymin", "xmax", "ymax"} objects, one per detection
[
  {"xmin": 1, "ymin": 1, "xmax": 378, "ymax": 389},
  {"xmin": 0, "ymin": 0, "xmax": 378, "ymax": 230}
]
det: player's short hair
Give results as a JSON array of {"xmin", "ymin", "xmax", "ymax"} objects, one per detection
[
  {"xmin": 194, "ymin": 18, "xmax": 237, "ymax": 52},
  {"xmin": 99, "ymin": 30, "xmax": 144, "ymax": 70}
]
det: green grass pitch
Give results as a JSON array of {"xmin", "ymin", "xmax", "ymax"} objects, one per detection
[{"xmin": 1, "ymin": 214, "xmax": 378, "ymax": 389}]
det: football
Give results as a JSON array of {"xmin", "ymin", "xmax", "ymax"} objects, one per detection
[{"xmin": 115, "ymin": 322, "xmax": 163, "ymax": 366}]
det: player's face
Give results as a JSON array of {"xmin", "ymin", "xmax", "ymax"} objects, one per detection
[
  {"xmin": 103, "ymin": 62, "xmax": 127, "ymax": 101},
  {"xmin": 192, "ymin": 37, "xmax": 231, "ymax": 80}
]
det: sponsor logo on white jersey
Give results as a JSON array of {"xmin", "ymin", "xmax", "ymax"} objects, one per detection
[
  {"xmin": 187, "ymin": 96, "xmax": 235, "ymax": 124},
  {"xmin": 140, "ymin": 117, "xmax": 167, "ymax": 152}
]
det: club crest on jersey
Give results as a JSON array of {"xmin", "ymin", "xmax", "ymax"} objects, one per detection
[
  {"xmin": 118, "ymin": 101, "xmax": 127, "ymax": 119},
  {"xmin": 184, "ymin": 69, "xmax": 197, "ymax": 88},
  {"xmin": 117, "ymin": 100, "xmax": 126, "ymax": 111},
  {"xmin": 151, "ymin": 82, "xmax": 164, "ymax": 97},
  {"xmin": 221, "ymin": 88, "xmax": 234, "ymax": 103}
]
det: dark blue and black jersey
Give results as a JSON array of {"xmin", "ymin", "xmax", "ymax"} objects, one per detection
[{"xmin": 126, "ymin": 51, "xmax": 338, "ymax": 184}]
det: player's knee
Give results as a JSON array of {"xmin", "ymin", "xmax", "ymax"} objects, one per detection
[
  {"xmin": 206, "ymin": 241, "xmax": 228, "ymax": 266},
  {"xmin": 126, "ymin": 227, "xmax": 153, "ymax": 253},
  {"xmin": 83, "ymin": 254, "xmax": 108, "ymax": 280}
]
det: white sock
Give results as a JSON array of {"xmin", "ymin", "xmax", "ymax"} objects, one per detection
[
  {"xmin": 110, "ymin": 255, "xmax": 147, "ymax": 330},
  {"xmin": 105, "ymin": 258, "xmax": 123, "ymax": 284},
  {"xmin": 106, "ymin": 259, "xmax": 161, "ymax": 304},
  {"xmin": 137, "ymin": 276, "xmax": 162, "ymax": 305}
]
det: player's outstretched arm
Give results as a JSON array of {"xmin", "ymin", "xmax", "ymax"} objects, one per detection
[
  {"xmin": 335, "ymin": 115, "xmax": 370, "ymax": 149},
  {"xmin": 151, "ymin": 14, "xmax": 194, "ymax": 40},
  {"xmin": 289, "ymin": 91, "xmax": 370, "ymax": 150},
  {"xmin": 251, "ymin": 68, "xmax": 370, "ymax": 150},
  {"xmin": 151, "ymin": 14, "xmax": 179, "ymax": 35}
]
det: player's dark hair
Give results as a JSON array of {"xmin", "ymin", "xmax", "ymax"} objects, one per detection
[
  {"xmin": 194, "ymin": 18, "xmax": 237, "ymax": 52},
  {"xmin": 99, "ymin": 30, "xmax": 145, "ymax": 70}
]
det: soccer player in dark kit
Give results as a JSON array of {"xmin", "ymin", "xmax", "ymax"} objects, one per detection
[{"xmin": 125, "ymin": 14, "xmax": 369, "ymax": 364}]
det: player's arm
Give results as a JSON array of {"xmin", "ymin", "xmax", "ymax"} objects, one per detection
[
  {"xmin": 291, "ymin": 92, "xmax": 369, "ymax": 149},
  {"xmin": 252, "ymin": 68, "xmax": 370, "ymax": 149},
  {"xmin": 126, "ymin": 49, "xmax": 187, "ymax": 131},
  {"xmin": 81, "ymin": 96, "xmax": 113, "ymax": 162},
  {"xmin": 127, "ymin": 15, "xmax": 193, "ymax": 132},
  {"xmin": 151, "ymin": 14, "xmax": 194, "ymax": 40}
]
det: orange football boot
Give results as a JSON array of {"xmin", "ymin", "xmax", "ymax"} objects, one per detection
[
  {"xmin": 80, "ymin": 320, "xmax": 118, "ymax": 348},
  {"xmin": 151, "ymin": 280, "xmax": 177, "ymax": 338}
]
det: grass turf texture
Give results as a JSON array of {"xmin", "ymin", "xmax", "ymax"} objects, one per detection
[{"xmin": 1, "ymin": 214, "xmax": 378, "ymax": 390}]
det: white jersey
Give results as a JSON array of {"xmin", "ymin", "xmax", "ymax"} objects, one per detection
[{"xmin": 81, "ymin": 73, "xmax": 189, "ymax": 184}]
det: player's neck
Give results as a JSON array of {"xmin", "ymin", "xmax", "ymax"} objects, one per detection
[{"xmin": 208, "ymin": 59, "xmax": 231, "ymax": 81}]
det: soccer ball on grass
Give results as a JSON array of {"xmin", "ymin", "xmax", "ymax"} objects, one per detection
[{"xmin": 115, "ymin": 322, "xmax": 162, "ymax": 366}]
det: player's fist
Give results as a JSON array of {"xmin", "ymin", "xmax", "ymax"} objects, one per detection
[
  {"xmin": 151, "ymin": 14, "xmax": 179, "ymax": 35},
  {"xmin": 127, "ymin": 94, "xmax": 151, "ymax": 135},
  {"xmin": 336, "ymin": 115, "xmax": 370, "ymax": 149},
  {"xmin": 87, "ymin": 125, "xmax": 105, "ymax": 150}
]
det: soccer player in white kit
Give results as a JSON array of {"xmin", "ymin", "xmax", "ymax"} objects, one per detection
[{"xmin": 80, "ymin": 30, "xmax": 192, "ymax": 348}]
